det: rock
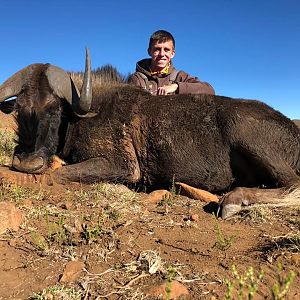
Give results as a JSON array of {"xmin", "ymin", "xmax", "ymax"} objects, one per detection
[
  {"xmin": 0, "ymin": 166, "xmax": 53, "ymax": 185},
  {"xmin": 74, "ymin": 219, "xmax": 83, "ymax": 232},
  {"xmin": 190, "ymin": 214, "xmax": 199, "ymax": 222},
  {"xmin": 61, "ymin": 200, "xmax": 73, "ymax": 210},
  {"xmin": 176, "ymin": 182, "xmax": 219, "ymax": 202},
  {"xmin": 50, "ymin": 155, "xmax": 66, "ymax": 170},
  {"xmin": 143, "ymin": 190, "xmax": 172, "ymax": 204},
  {"xmin": 291, "ymin": 253, "xmax": 300, "ymax": 265},
  {"xmin": 21, "ymin": 199, "xmax": 33, "ymax": 208},
  {"xmin": 8, "ymin": 239, "xmax": 18, "ymax": 247},
  {"xmin": 44, "ymin": 293, "xmax": 54, "ymax": 300},
  {"xmin": 60, "ymin": 260, "xmax": 85, "ymax": 283},
  {"xmin": 148, "ymin": 280, "xmax": 189, "ymax": 299},
  {"xmin": 0, "ymin": 201, "xmax": 24, "ymax": 234}
]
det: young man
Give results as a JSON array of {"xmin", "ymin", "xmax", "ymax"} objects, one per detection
[{"xmin": 129, "ymin": 30, "xmax": 215, "ymax": 95}]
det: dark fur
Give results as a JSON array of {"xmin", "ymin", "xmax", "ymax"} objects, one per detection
[
  {"xmin": 11, "ymin": 64, "xmax": 63, "ymax": 172},
  {"xmin": 55, "ymin": 85, "xmax": 300, "ymax": 192}
]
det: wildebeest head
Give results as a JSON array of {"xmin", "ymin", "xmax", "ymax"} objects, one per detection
[{"xmin": 0, "ymin": 49, "xmax": 94, "ymax": 173}]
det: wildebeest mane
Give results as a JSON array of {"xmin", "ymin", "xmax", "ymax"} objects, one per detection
[{"xmin": 70, "ymin": 64, "xmax": 126, "ymax": 93}]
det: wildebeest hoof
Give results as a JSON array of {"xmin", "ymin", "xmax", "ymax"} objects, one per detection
[{"xmin": 220, "ymin": 204, "xmax": 242, "ymax": 219}]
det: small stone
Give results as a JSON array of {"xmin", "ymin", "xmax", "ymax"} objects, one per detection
[
  {"xmin": 291, "ymin": 253, "xmax": 300, "ymax": 265},
  {"xmin": 143, "ymin": 190, "xmax": 172, "ymax": 204},
  {"xmin": 61, "ymin": 200, "xmax": 73, "ymax": 210},
  {"xmin": 63, "ymin": 224, "xmax": 78, "ymax": 234},
  {"xmin": 148, "ymin": 280, "xmax": 189, "ymax": 299},
  {"xmin": 9, "ymin": 239, "xmax": 18, "ymax": 247},
  {"xmin": 21, "ymin": 199, "xmax": 33, "ymax": 208},
  {"xmin": 50, "ymin": 155, "xmax": 66, "ymax": 170},
  {"xmin": 60, "ymin": 260, "xmax": 85, "ymax": 283},
  {"xmin": 0, "ymin": 202, "xmax": 24, "ymax": 234},
  {"xmin": 190, "ymin": 214, "xmax": 199, "ymax": 222},
  {"xmin": 44, "ymin": 293, "xmax": 54, "ymax": 300},
  {"xmin": 74, "ymin": 219, "xmax": 83, "ymax": 232}
]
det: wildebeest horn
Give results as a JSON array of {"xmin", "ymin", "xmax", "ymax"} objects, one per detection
[
  {"xmin": 78, "ymin": 48, "xmax": 92, "ymax": 112},
  {"xmin": 46, "ymin": 48, "xmax": 92, "ymax": 115},
  {"xmin": 0, "ymin": 64, "xmax": 43, "ymax": 102}
]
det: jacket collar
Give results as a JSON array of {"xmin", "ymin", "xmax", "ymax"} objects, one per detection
[{"xmin": 136, "ymin": 58, "xmax": 175, "ymax": 77}]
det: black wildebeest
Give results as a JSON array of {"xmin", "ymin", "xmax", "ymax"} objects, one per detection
[{"xmin": 0, "ymin": 49, "xmax": 300, "ymax": 219}]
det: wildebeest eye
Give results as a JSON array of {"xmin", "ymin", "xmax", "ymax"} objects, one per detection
[{"xmin": 0, "ymin": 98, "xmax": 16, "ymax": 114}]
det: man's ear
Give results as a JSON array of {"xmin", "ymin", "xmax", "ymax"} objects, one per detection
[
  {"xmin": 147, "ymin": 48, "xmax": 151, "ymax": 56},
  {"xmin": 171, "ymin": 49, "xmax": 175, "ymax": 59}
]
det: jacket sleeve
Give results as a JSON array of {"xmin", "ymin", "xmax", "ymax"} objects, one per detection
[{"xmin": 176, "ymin": 71, "xmax": 215, "ymax": 95}]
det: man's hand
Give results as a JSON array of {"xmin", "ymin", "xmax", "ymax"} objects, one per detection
[{"xmin": 157, "ymin": 83, "xmax": 178, "ymax": 95}]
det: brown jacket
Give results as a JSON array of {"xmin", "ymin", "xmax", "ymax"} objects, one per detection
[{"xmin": 128, "ymin": 58, "xmax": 215, "ymax": 95}]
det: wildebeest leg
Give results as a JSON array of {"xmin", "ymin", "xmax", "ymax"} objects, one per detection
[
  {"xmin": 53, "ymin": 157, "xmax": 141, "ymax": 184},
  {"xmin": 220, "ymin": 141, "xmax": 300, "ymax": 218},
  {"xmin": 219, "ymin": 186, "xmax": 287, "ymax": 219},
  {"xmin": 220, "ymin": 170, "xmax": 300, "ymax": 219}
]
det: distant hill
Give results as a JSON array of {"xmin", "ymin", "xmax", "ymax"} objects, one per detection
[{"xmin": 293, "ymin": 119, "xmax": 300, "ymax": 129}]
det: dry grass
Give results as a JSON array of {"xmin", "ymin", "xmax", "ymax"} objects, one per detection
[{"xmin": 0, "ymin": 129, "xmax": 16, "ymax": 165}]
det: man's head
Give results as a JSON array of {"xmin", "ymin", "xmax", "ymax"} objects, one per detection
[{"xmin": 147, "ymin": 30, "xmax": 176, "ymax": 72}]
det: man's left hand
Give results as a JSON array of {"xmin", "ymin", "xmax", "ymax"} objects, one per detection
[{"xmin": 157, "ymin": 83, "xmax": 178, "ymax": 95}]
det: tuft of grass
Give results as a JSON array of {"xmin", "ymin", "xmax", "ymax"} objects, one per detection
[
  {"xmin": 0, "ymin": 181, "xmax": 45, "ymax": 203},
  {"xmin": 212, "ymin": 215, "xmax": 236, "ymax": 251},
  {"xmin": 170, "ymin": 174, "xmax": 177, "ymax": 196},
  {"xmin": 0, "ymin": 130, "xmax": 16, "ymax": 165},
  {"xmin": 165, "ymin": 266, "xmax": 177, "ymax": 300},
  {"xmin": 157, "ymin": 193, "xmax": 173, "ymax": 207},
  {"xmin": 224, "ymin": 263, "xmax": 296, "ymax": 300},
  {"xmin": 263, "ymin": 232, "xmax": 300, "ymax": 255},
  {"xmin": 280, "ymin": 234, "xmax": 300, "ymax": 252},
  {"xmin": 224, "ymin": 265, "xmax": 264, "ymax": 300},
  {"xmin": 46, "ymin": 214, "xmax": 69, "ymax": 246},
  {"xmin": 80, "ymin": 209, "xmax": 113, "ymax": 244},
  {"xmin": 30, "ymin": 231, "xmax": 48, "ymax": 252},
  {"xmin": 81, "ymin": 223, "xmax": 103, "ymax": 244},
  {"xmin": 30, "ymin": 285, "xmax": 82, "ymax": 300},
  {"xmin": 271, "ymin": 263, "xmax": 296, "ymax": 300},
  {"xmin": 240, "ymin": 205, "xmax": 274, "ymax": 223},
  {"xmin": 92, "ymin": 182, "xmax": 138, "ymax": 203}
]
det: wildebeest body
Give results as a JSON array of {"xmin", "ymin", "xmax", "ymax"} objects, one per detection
[{"xmin": 57, "ymin": 85, "xmax": 300, "ymax": 194}]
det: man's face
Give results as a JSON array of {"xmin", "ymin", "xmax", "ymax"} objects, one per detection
[{"xmin": 148, "ymin": 39, "xmax": 175, "ymax": 72}]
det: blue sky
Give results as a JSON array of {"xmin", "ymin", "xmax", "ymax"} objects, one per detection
[{"xmin": 1, "ymin": 0, "xmax": 300, "ymax": 119}]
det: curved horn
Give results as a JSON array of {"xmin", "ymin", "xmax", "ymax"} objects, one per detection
[
  {"xmin": 78, "ymin": 48, "xmax": 92, "ymax": 112},
  {"xmin": 46, "ymin": 48, "xmax": 92, "ymax": 115},
  {"xmin": 0, "ymin": 64, "xmax": 42, "ymax": 103}
]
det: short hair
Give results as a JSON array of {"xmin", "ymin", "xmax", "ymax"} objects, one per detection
[{"xmin": 148, "ymin": 30, "xmax": 175, "ymax": 49}]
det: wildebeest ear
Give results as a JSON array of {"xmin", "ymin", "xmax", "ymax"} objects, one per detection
[{"xmin": 0, "ymin": 99, "xmax": 16, "ymax": 114}]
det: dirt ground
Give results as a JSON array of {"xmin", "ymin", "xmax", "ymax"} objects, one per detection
[{"xmin": 0, "ymin": 112, "xmax": 300, "ymax": 300}]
